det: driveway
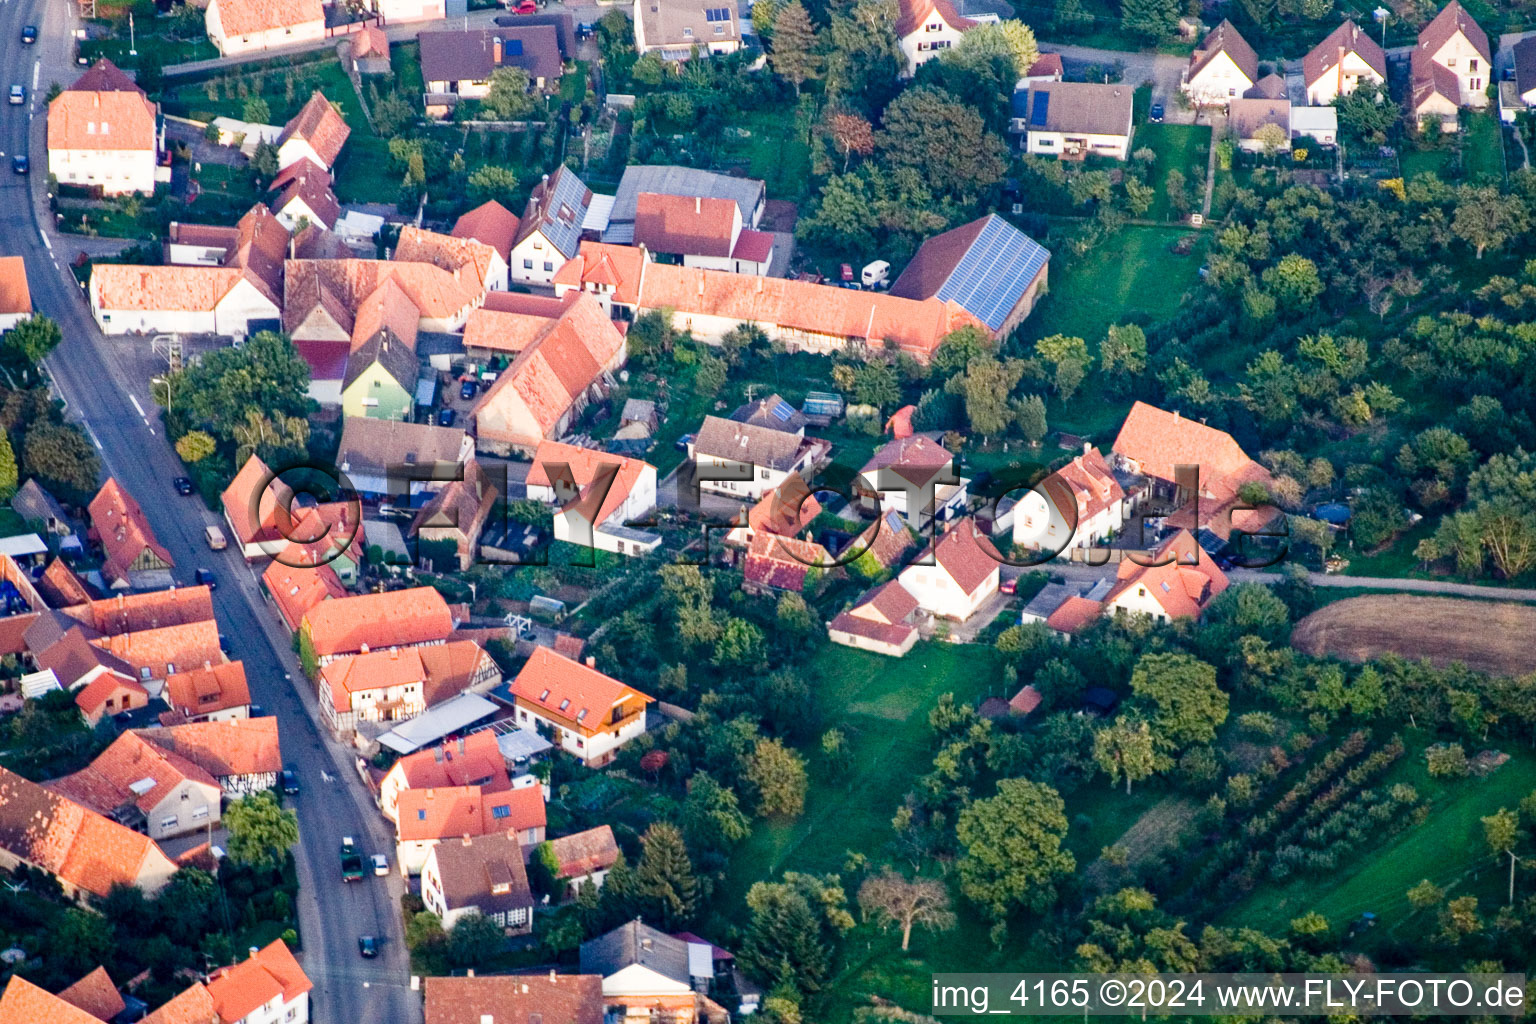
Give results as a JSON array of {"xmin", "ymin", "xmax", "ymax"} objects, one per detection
[{"xmin": 1042, "ymin": 42, "xmax": 1191, "ymax": 120}]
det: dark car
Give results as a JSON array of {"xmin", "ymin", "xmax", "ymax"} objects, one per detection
[
  {"xmin": 437, "ymin": 408, "xmax": 457, "ymax": 427},
  {"xmin": 459, "ymin": 380, "xmax": 478, "ymax": 401},
  {"xmin": 675, "ymin": 432, "xmax": 695, "ymax": 452},
  {"xmin": 173, "ymin": 476, "xmax": 194, "ymax": 495},
  {"xmin": 250, "ymin": 704, "xmax": 266, "ymax": 717},
  {"xmin": 281, "ymin": 769, "xmax": 299, "ymax": 795},
  {"xmin": 1149, "ymin": 103, "xmax": 1164, "ymax": 123},
  {"xmin": 20, "ymin": 26, "xmax": 36, "ymax": 43},
  {"xmin": 358, "ymin": 936, "xmax": 379, "ymax": 958},
  {"xmin": 194, "ymin": 568, "xmax": 217, "ymax": 590},
  {"xmin": 11, "ymin": 155, "xmax": 26, "ymax": 175}
]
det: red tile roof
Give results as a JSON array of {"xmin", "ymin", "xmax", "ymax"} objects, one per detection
[
  {"xmin": 91, "ymin": 620, "xmax": 223, "ymax": 680},
  {"xmin": 223, "ymin": 453, "xmax": 362, "ymax": 552},
  {"xmin": 895, "ymin": 0, "xmax": 974, "ymax": 36},
  {"xmin": 1008, "ymin": 685, "xmax": 1041, "ymax": 715},
  {"xmin": 320, "ymin": 639, "xmax": 489, "ymax": 712},
  {"xmin": 859, "ymin": 434, "xmax": 955, "ymax": 483},
  {"xmin": 451, "ymin": 200, "xmax": 521, "ymax": 263},
  {"xmin": 1303, "ymin": 20, "xmax": 1388, "ymax": 88},
  {"xmin": 396, "ymin": 226, "xmax": 502, "ymax": 294},
  {"xmin": 425, "ymin": 974, "xmax": 604, "ymax": 1024},
  {"xmin": 1037, "ymin": 448, "xmax": 1124, "ymax": 532},
  {"xmin": 68, "ymin": 58, "xmax": 143, "ymax": 95},
  {"xmin": 63, "ymin": 586, "xmax": 215, "ymax": 636},
  {"xmin": 139, "ymin": 983, "xmax": 215, "ymax": 1024},
  {"xmin": 47, "ymin": 79, "xmax": 157, "ymax": 153},
  {"xmin": 827, "ymin": 609, "xmax": 917, "ymax": 649},
  {"xmin": 634, "ymin": 193, "xmax": 737, "ymax": 258},
  {"xmin": 206, "ymin": 940, "xmax": 312, "ymax": 1024},
  {"xmin": 88, "ymin": 478, "xmax": 173, "ymax": 583},
  {"xmin": 0, "ymin": 977, "xmax": 105, "ymax": 1024},
  {"xmin": 731, "ymin": 228, "xmax": 775, "ymax": 265},
  {"xmin": 134, "ymin": 717, "xmax": 283, "ymax": 779},
  {"xmin": 164, "ymin": 660, "xmax": 251, "ymax": 718},
  {"xmin": 397, "ymin": 782, "xmax": 545, "ymax": 842},
  {"xmin": 57, "ymin": 967, "xmax": 126, "ymax": 1022},
  {"xmin": 48, "ymin": 731, "xmax": 219, "ymax": 817},
  {"xmin": 301, "ymin": 587, "xmax": 455, "ymax": 658},
  {"xmin": 388, "ymin": 730, "xmax": 510, "ymax": 792},
  {"xmin": 0, "ymin": 257, "xmax": 31, "ymax": 316},
  {"xmin": 746, "ymin": 473, "xmax": 821, "ymax": 537},
  {"xmin": 853, "ymin": 509, "xmax": 917, "ymax": 569},
  {"xmin": 1045, "ymin": 595, "xmax": 1104, "ymax": 634},
  {"xmin": 1418, "ymin": 0, "xmax": 1490, "ymax": 62},
  {"xmin": 0, "ymin": 766, "xmax": 176, "ymax": 899},
  {"xmin": 284, "ymin": 258, "xmax": 482, "ymax": 328},
  {"xmin": 278, "ymin": 91, "xmax": 350, "ymax": 168},
  {"xmin": 1103, "ymin": 529, "xmax": 1230, "ymax": 620},
  {"xmin": 526, "ymin": 440, "xmax": 652, "ymax": 529},
  {"xmin": 1187, "ymin": 19, "xmax": 1258, "ymax": 85},
  {"xmin": 850, "ymin": 579, "xmax": 919, "ymax": 625},
  {"xmin": 510, "ymin": 646, "xmax": 652, "ymax": 731},
  {"xmin": 916, "ymin": 520, "xmax": 1001, "ymax": 596},
  {"xmin": 1027, "ymin": 53, "xmax": 1064, "ymax": 77},
  {"xmin": 549, "ymin": 824, "xmax": 619, "ymax": 880},
  {"xmin": 73, "ymin": 673, "xmax": 150, "ymax": 720},
  {"xmin": 268, "ymin": 160, "xmax": 341, "ymax": 230},
  {"xmin": 744, "ymin": 531, "xmax": 831, "ymax": 591},
  {"xmin": 262, "ymin": 553, "xmax": 347, "ymax": 632}
]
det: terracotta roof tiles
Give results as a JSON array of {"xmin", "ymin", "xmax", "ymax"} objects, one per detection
[
  {"xmin": 549, "ymin": 824, "xmax": 619, "ymax": 880},
  {"xmin": 301, "ymin": 586, "xmax": 455, "ymax": 658},
  {"xmin": 277, "ymin": 91, "xmax": 350, "ymax": 168},
  {"xmin": 56, "ymin": 967, "xmax": 126, "ymax": 1022},
  {"xmin": 451, "ymin": 200, "xmax": 521, "ymax": 262},
  {"xmin": 164, "ymin": 660, "xmax": 251, "ymax": 718},
  {"xmin": 396, "ymin": 782, "xmax": 545, "ymax": 842},
  {"xmin": 510, "ymin": 646, "xmax": 652, "ymax": 730},
  {"xmin": 424, "ymin": 974, "xmax": 604, "ymax": 1024},
  {"xmin": 0, "ymin": 977, "xmax": 106, "ymax": 1024},
  {"xmin": 206, "ymin": 940, "xmax": 312, "ymax": 1024},
  {"xmin": 134, "ymin": 717, "xmax": 283, "ymax": 779}
]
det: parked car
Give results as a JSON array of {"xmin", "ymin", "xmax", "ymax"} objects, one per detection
[
  {"xmin": 281, "ymin": 768, "xmax": 299, "ymax": 795},
  {"xmin": 675, "ymin": 433, "xmax": 695, "ymax": 452},
  {"xmin": 459, "ymin": 380, "xmax": 478, "ymax": 400},
  {"xmin": 10, "ymin": 155, "xmax": 25, "ymax": 175},
  {"xmin": 205, "ymin": 525, "xmax": 228, "ymax": 550},
  {"xmin": 576, "ymin": 20, "xmax": 594, "ymax": 38},
  {"xmin": 508, "ymin": 0, "xmax": 537, "ymax": 12},
  {"xmin": 1000, "ymin": 577, "xmax": 1018, "ymax": 596},
  {"xmin": 437, "ymin": 408, "xmax": 457, "ymax": 427},
  {"xmin": 173, "ymin": 476, "xmax": 194, "ymax": 495},
  {"xmin": 358, "ymin": 935, "xmax": 378, "ymax": 958},
  {"xmin": 20, "ymin": 26, "xmax": 36, "ymax": 43},
  {"xmin": 194, "ymin": 568, "xmax": 217, "ymax": 590},
  {"xmin": 9, "ymin": 86, "xmax": 23, "ymax": 106},
  {"xmin": 1149, "ymin": 103, "xmax": 1164, "ymax": 123},
  {"xmin": 372, "ymin": 854, "xmax": 390, "ymax": 876}
]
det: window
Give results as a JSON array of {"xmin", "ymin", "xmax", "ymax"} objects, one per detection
[
  {"xmin": 683, "ymin": 25, "xmax": 693, "ymax": 35},
  {"xmin": 491, "ymin": 805, "xmax": 511, "ymax": 819},
  {"xmin": 558, "ymin": 698, "xmax": 570, "ymax": 711},
  {"xmin": 1470, "ymin": 58, "xmax": 1478, "ymax": 72},
  {"xmin": 418, "ymin": 809, "xmax": 427, "ymax": 820},
  {"xmin": 524, "ymin": 259, "xmax": 534, "ymax": 269},
  {"xmin": 714, "ymin": 24, "xmax": 724, "ymax": 33},
  {"xmin": 160, "ymin": 816, "xmax": 178, "ymax": 830},
  {"xmin": 543, "ymin": 261, "xmax": 553, "ymax": 272},
  {"xmin": 192, "ymin": 805, "xmax": 209, "ymax": 820},
  {"xmin": 539, "ymin": 688, "xmax": 550, "ymax": 701}
]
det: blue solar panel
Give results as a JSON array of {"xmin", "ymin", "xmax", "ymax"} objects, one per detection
[
  {"xmin": 704, "ymin": 7, "xmax": 730, "ymax": 20},
  {"xmin": 504, "ymin": 37, "xmax": 523, "ymax": 55},
  {"xmin": 769, "ymin": 399, "xmax": 794, "ymax": 422},
  {"xmin": 1030, "ymin": 91, "xmax": 1049, "ymax": 127},
  {"xmin": 934, "ymin": 215, "xmax": 1051, "ymax": 332}
]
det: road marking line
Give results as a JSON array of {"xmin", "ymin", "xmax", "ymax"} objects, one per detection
[
  {"xmin": 30, "ymin": 61, "xmax": 37, "ymax": 90},
  {"xmin": 129, "ymin": 394, "xmax": 145, "ymax": 416},
  {"xmin": 37, "ymin": 230, "xmax": 49, "ymax": 251},
  {"xmin": 85, "ymin": 424, "xmax": 102, "ymax": 450}
]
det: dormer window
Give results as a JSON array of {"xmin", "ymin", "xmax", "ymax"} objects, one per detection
[{"xmin": 683, "ymin": 25, "xmax": 693, "ymax": 35}]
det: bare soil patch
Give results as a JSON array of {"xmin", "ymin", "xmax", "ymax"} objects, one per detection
[
  {"xmin": 1292, "ymin": 595, "xmax": 1536, "ymax": 676},
  {"xmin": 1083, "ymin": 796, "xmax": 1197, "ymax": 891}
]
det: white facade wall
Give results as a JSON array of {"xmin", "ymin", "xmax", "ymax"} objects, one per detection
[
  {"xmin": 687, "ymin": 450, "xmax": 794, "ymax": 502},
  {"xmin": 1428, "ymin": 34, "xmax": 1490, "ymax": 106},
  {"xmin": 1013, "ymin": 491, "xmax": 1126, "ymax": 551},
  {"xmin": 168, "ymin": 242, "xmax": 231, "ymax": 266},
  {"xmin": 1183, "ymin": 51, "xmax": 1253, "ymax": 106},
  {"xmin": 227, "ymin": 990, "xmax": 308, "ymax": 1024},
  {"xmin": 206, "ymin": 0, "xmax": 326, "ymax": 58},
  {"xmin": 899, "ymin": 20, "xmax": 966, "ymax": 77},
  {"xmin": 1105, "ymin": 585, "xmax": 1173, "ymax": 622},
  {"xmin": 146, "ymin": 780, "xmax": 222, "ymax": 839},
  {"xmin": 50, "ymin": 147, "xmax": 158, "ymax": 195},
  {"xmin": 509, "ymin": 230, "xmax": 569, "ymax": 285},
  {"xmin": 897, "ymin": 561, "xmax": 999, "ymax": 621},
  {"xmin": 1027, "ymin": 128, "xmax": 1132, "ymax": 160},
  {"xmin": 1306, "ymin": 52, "xmax": 1384, "ymax": 105},
  {"xmin": 601, "ymin": 964, "xmax": 692, "ymax": 999},
  {"xmin": 374, "ymin": 0, "xmax": 445, "ymax": 23},
  {"xmin": 511, "ymin": 708, "xmax": 644, "ymax": 766}
]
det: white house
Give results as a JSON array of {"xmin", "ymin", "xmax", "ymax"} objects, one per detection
[
  {"xmin": 895, "ymin": 0, "xmax": 974, "ymax": 77},
  {"xmin": 1017, "ymin": 81, "xmax": 1136, "ymax": 161},
  {"xmin": 1181, "ymin": 20, "xmax": 1258, "ymax": 107},
  {"xmin": 1013, "ymin": 447, "xmax": 1127, "ymax": 553},
  {"xmin": 205, "ymin": 0, "xmax": 325, "ymax": 58},
  {"xmin": 205, "ymin": 940, "xmax": 312, "ymax": 1024},
  {"xmin": 421, "ymin": 831, "xmax": 534, "ymax": 933},
  {"xmin": 1303, "ymin": 20, "xmax": 1387, "ymax": 105},
  {"xmin": 370, "ymin": 0, "xmax": 444, "ymax": 24},
  {"xmin": 507, "ymin": 647, "xmax": 653, "ymax": 767},
  {"xmin": 47, "ymin": 60, "xmax": 163, "ymax": 196},
  {"xmin": 524, "ymin": 441, "xmax": 661, "ymax": 556},
  {"xmin": 689, "ymin": 415, "xmax": 828, "ymax": 502},
  {"xmin": 897, "ymin": 520, "xmax": 1002, "ymax": 621},
  {"xmin": 1228, "ymin": 98, "xmax": 1292, "ymax": 153},
  {"xmin": 1410, "ymin": 1, "xmax": 1491, "ymax": 129},
  {"xmin": 633, "ymin": 0, "xmax": 742, "ymax": 59},
  {"xmin": 856, "ymin": 435, "xmax": 969, "ymax": 529},
  {"xmin": 510, "ymin": 167, "xmax": 593, "ymax": 286},
  {"xmin": 89, "ymin": 264, "xmax": 280, "ymax": 337},
  {"xmin": 276, "ymin": 92, "xmax": 351, "ymax": 173},
  {"xmin": 579, "ymin": 920, "xmax": 713, "ymax": 1000}
]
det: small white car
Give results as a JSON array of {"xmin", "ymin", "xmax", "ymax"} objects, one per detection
[
  {"xmin": 371, "ymin": 854, "xmax": 389, "ymax": 876},
  {"xmin": 8, "ymin": 86, "xmax": 23, "ymax": 106}
]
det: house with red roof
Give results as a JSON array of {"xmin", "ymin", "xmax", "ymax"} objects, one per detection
[
  {"xmin": 205, "ymin": 939, "xmax": 313, "ymax": 1024},
  {"xmin": 222, "ymin": 453, "xmax": 364, "ymax": 563},
  {"xmin": 1181, "ymin": 20, "xmax": 1258, "ymax": 108},
  {"xmin": 742, "ymin": 532, "xmax": 836, "ymax": 594},
  {"xmin": 278, "ymin": 92, "xmax": 349, "ymax": 172},
  {"xmin": 898, "ymin": 519, "xmax": 1003, "ymax": 621},
  {"xmin": 895, "ymin": 0, "xmax": 974, "ymax": 75},
  {"xmin": 633, "ymin": 193, "xmax": 774, "ymax": 275},
  {"xmin": 262, "ymin": 552, "xmax": 348, "ymax": 632},
  {"xmin": 88, "ymin": 479, "xmax": 173, "ymax": 588},
  {"xmin": 47, "ymin": 731, "xmax": 222, "ymax": 840},
  {"xmin": 524, "ymin": 441, "xmax": 660, "ymax": 556},
  {"xmin": 299, "ymin": 586, "xmax": 457, "ymax": 666},
  {"xmin": 206, "ymin": 0, "xmax": 323, "ymax": 56},
  {"xmin": 163, "ymin": 660, "xmax": 252, "ymax": 722},
  {"xmin": 134, "ymin": 717, "xmax": 283, "ymax": 797},
  {"xmin": 1012, "ymin": 445, "xmax": 1127, "ymax": 554},
  {"xmin": 469, "ymin": 292, "xmax": 628, "ymax": 455},
  {"xmin": 828, "ymin": 579, "xmax": 921, "ymax": 657},
  {"xmin": 412, "ymin": 459, "xmax": 502, "ymax": 571},
  {"xmin": 57, "ymin": 967, "xmax": 127, "ymax": 1022},
  {"xmin": 0, "ymin": 765, "xmax": 179, "ymax": 900},
  {"xmin": 546, "ymin": 824, "xmax": 621, "ymax": 899},
  {"xmin": 726, "ymin": 472, "xmax": 822, "ymax": 549},
  {"xmin": 47, "ymin": 59, "xmax": 163, "ymax": 196},
  {"xmin": 396, "ymin": 783, "xmax": 546, "ymax": 874},
  {"xmin": 856, "ymin": 435, "xmax": 969, "ymax": 529},
  {"xmin": 452, "ymin": 200, "xmax": 521, "ymax": 276},
  {"xmin": 0, "ymin": 977, "xmax": 108, "ymax": 1024},
  {"xmin": 1411, "ymin": 1, "xmax": 1491, "ymax": 130},
  {"xmin": 1102, "ymin": 529, "xmax": 1230, "ymax": 622},
  {"xmin": 379, "ymin": 730, "xmax": 511, "ymax": 822},
  {"xmin": 317, "ymin": 639, "xmax": 499, "ymax": 738},
  {"xmin": 509, "ymin": 646, "xmax": 653, "ymax": 766},
  {"xmin": 1303, "ymin": 20, "xmax": 1387, "ymax": 105},
  {"xmin": 1111, "ymin": 401, "xmax": 1280, "ymax": 545},
  {"xmin": 424, "ymin": 974, "xmax": 605, "ymax": 1024},
  {"xmin": 267, "ymin": 160, "xmax": 340, "ymax": 231}
]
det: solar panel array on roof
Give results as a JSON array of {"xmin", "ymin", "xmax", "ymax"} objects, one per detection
[
  {"xmin": 704, "ymin": 7, "xmax": 731, "ymax": 19},
  {"xmin": 539, "ymin": 169, "xmax": 591, "ymax": 259},
  {"xmin": 769, "ymin": 399, "xmax": 794, "ymax": 422},
  {"xmin": 1030, "ymin": 91, "xmax": 1049, "ymax": 126},
  {"xmin": 504, "ymin": 37, "xmax": 523, "ymax": 55},
  {"xmin": 934, "ymin": 215, "xmax": 1051, "ymax": 332}
]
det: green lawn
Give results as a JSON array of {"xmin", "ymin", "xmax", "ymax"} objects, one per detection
[
  {"xmin": 1135, "ymin": 123, "xmax": 1211, "ymax": 223},
  {"xmin": 160, "ymin": 57, "xmax": 370, "ymax": 137},
  {"xmin": 1219, "ymin": 742, "xmax": 1536, "ymax": 934},
  {"xmin": 560, "ymin": 61, "xmax": 591, "ymax": 105},
  {"xmin": 1401, "ymin": 112, "xmax": 1504, "ymax": 184},
  {"xmin": 717, "ymin": 100, "xmax": 814, "ymax": 204}
]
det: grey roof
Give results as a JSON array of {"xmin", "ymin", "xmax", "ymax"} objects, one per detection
[
  {"xmin": 1517, "ymin": 36, "xmax": 1536, "ymax": 100},
  {"xmin": 621, "ymin": 398, "xmax": 657, "ymax": 425},
  {"xmin": 1018, "ymin": 81, "xmax": 1134, "ymax": 138},
  {"xmin": 337, "ymin": 417, "xmax": 469, "ymax": 479},
  {"xmin": 492, "ymin": 727, "xmax": 554, "ymax": 763},
  {"xmin": 417, "ymin": 332, "xmax": 466, "ymax": 358},
  {"xmin": 418, "ymin": 26, "xmax": 563, "ymax": 88},
  {"xmin": 377, "ymin": 693, "xmax": 500, "ymax": 754},
  {"xmin": 887, "ymin": 214, "xmax": 1051, "ymax": 332},
  {"xmin": 516, "ymin": 166, "xmax": 592, "ymax": 260},
  {"xmin": 1020, "ymin": 581, "xmax": 1076, "ymax": 621},
  {"xmin": 344, "ymin": 328, "xmax": 418, "ymax": 392},
  {"xmin": 693, "ymin": 415, "xmax": 806, "ymax": 472},
  {"xmin": 12, "ymin": 480, "xmax": 69, "ymax": 529},
  {"xmin": 604, "ymin": 165, "xmax": 763, "ymax": 244},
  {"xmin": 580, "ymin": 920, "xmax": 692, "ymax": 985},
  {"xmin": 730, "ymin": 393, "xmax": 805, "ymax": 435}
]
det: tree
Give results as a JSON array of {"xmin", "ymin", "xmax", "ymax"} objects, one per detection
[
  {"xmin": 0, "ymin": 435, "xmax": 16, "ymax": 502},
  {"xmin": 823, "ymin": 0, "xmax": 904, "ymax": 116},
  {"xmin": 1121, "ymin": 0, "xmax": 1179, "ymax": 39},
  {"xmin": 1261, "ymin": 253, "xmax": 1323, "ymax": 308},
  {"xmin": 746, "ymin": 738, "xmax": 808, "ymax": 817},
  {"xmin": 1406, "ymin": 879, "xmax": 1445, "ymax": 910},
  {"xmin": 23, "ymin": 423, "xmax": 99, "ymax": 503},
  {"xmin": 877, "ymin": 86, "xmax": 1008, "ymax": 201},
  {"xmin": 930, "ymin": 325, "xmax": 993, "ymax": 379},
  {"xmin": 1253, "ymin": 122, "xmax": 1287, "ymax": 157},
  {"xmin": 751, "ymin": 0, "xmax": 780, "ymax": 38},
  {"xmin": 1333, "ymin": 81, "xmax": 1398, "ymax": 144},
  {"xmin": 468, "ymin": 165, "xmax": 521, "ymax": 208},
  {"xmin": 1014, "ymin": 393, "xmax": 1047, "ymax": 445},
  {"xmin": 1129, "ymin": 652, "xmax": 1228, "ymax": 750},
  {"xmin": 1035, "ymin": 334, "xmax": 1091, "ymax": 399},
  {"xmin": 372, "ymin": 90, "xmax": 414, "ymax": 136},
  {"xmin": 681, "ymin": 773, "xmax": 752, "ymax": 855},
  {"xmin": 1092, "ymin": 719, "xmax": 1161, "ymax": 794},
  {"xmin": 242, "ymin": 96, "xmax": 271, "ymax": 124},
  {"xmin": 852, "ymin": 361, "xmax": 900, "ymax": 410},
  {"xmin": 741, "ymin": 882, "xmax": 832, "ymax": 997},
  {"xmin": 1483, "ymin": 807, "xmax": 1520, "ymax": 861},
  {"xmin": 857, "ymin": 868, "xmax": 955, "ymax": 950},
  {"xmin": 405, "ymin": 910, "xmax": 449, "ymax": 970},
  {"xmin": 3, "ymin": 315, "xmax": 62, "ymax": 371},
  {"xmin": 955, "ymin": 779, "xmax": 1075, "ymax": 927},
  {"xmin": 223, "ymin": 791, "xmax": 298, "ymax": 871},
  {"xmin": 481, "ymin": 67, "xmax": 536, "ymax": 120},
  {"xmin": 827, "ymin": 111, "xmax": 875, "ymax": 172},
  {"xmin": 952, "ymin": 20, "xmax": 1039, "ymax": 77},
  {"xmin": 250, "ymin": 140, "xmax": 280, "ymax": 181},
  {"xmin": 945, "ymin": 356, "xmax": 1024, "ymax": 439},
  {"xmin": 169, "ymin": 331, "xmax": 310, "ymax": 444},
  {"xmin": 175, "ymin": 430, "xmax": 217, "ymax": 464},
  {"xmin": 1427, "ymin": 743, "xmax": 1470, "ymax": 777},
  {"xmin": 527, "ymin": 840, "xmax": 563, "ymax": 898},
  {"xmin": 632, "ymin": 823, "xmax": 700, "ymax": 930},
  {"xmin": 1100, "ymin": 324, "xmax": 1148, "ymax": 381},
  {"xmin": 1454, "ymin": 185, "xmax": 1530, "ymax": 259},
  {"xmin": 770, "ymin": 0, "xmax": 819, "ymax": 94},
  {"xmin": 447, "ymin": 911, "xmax": 504, "ymax": 968}
]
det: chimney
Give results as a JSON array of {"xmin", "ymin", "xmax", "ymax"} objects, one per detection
[
  {"xmin": 1172, "ymin": 410, "xmax": 1180, "ymax": 422},
  {"xmin": 493, "ymin": 35, "xmax": 503, "ymax": 65},
  {"xmin": 466, "ymin": 969, "xmax": 475, "ymax": 978},
  {"xmin": 1083, "ymin": 441, "xmax": 1093, "ymax": 455},
  {"xmin": 458, "ymin": 736, "xmax": 466, "ymax": 753},
  {"xmin": 695, "ymin": 196, "xmax": 701, "ymax": 214},
  {"xmin": 462, "ymin": 833, "xmax": 472, "ymax": 846},
  {"xmin": 585, "ymin": 656, "xmax": 596, "ymax": 667},
  {"xmin": 550, "ymin": 970, "xmax": 557, "ymax": 983},
  {"xmin": 248, "ymin": 947, "xmax": 259, "ymax": 960},
  {"xmin": 360, "ymin": 643, "xmax": 371, "ymax": 654}
]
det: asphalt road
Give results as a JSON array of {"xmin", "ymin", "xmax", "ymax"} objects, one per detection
[{"xmin": 0, "ymin": 5, "xmax": 422, "ymax": 1022}]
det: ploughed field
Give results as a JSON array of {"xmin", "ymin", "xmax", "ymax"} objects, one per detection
[{"xmin": 1292, "ymin": 595, "xmax": 1536, "ymax": 676}]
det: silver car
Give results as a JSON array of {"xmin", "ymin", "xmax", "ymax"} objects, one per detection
[{"xmin": 8, "ymin": 86, "xmax": 23, "ymax": 106}]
